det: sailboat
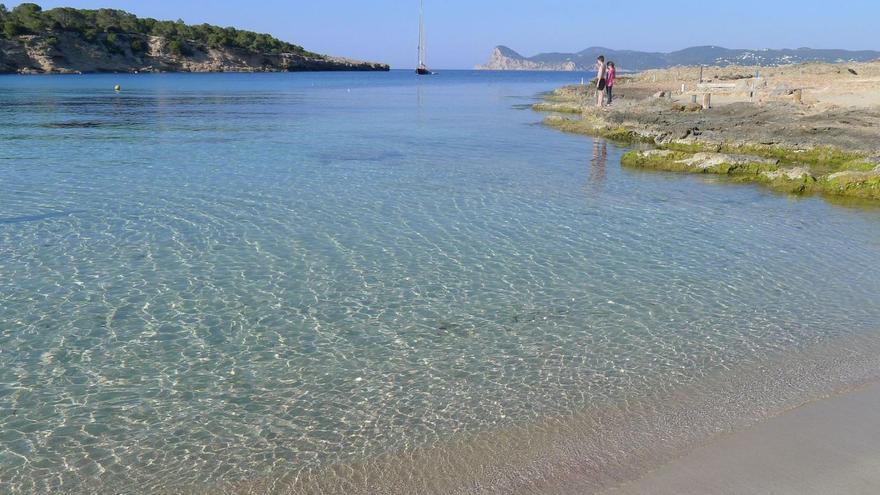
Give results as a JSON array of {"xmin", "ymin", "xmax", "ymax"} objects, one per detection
[{"xmin": 416, "ymin": 0, "xmax": 432, "ymax": 75}]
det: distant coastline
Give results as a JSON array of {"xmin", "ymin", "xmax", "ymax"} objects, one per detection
[
  {"xmin": 0, "ymin": 4, "xmax": 389, "ymax": 74},
  {"xmin": 478, "ymin": 45, "xmax": 880, "ymax": 72}
]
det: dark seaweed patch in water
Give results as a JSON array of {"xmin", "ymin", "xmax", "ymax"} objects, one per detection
[
  {"xmin": 436, "ymin": 322, "xmax": 476, "ymax": 337},
  {"xmin": 42, "ymin": 121, "xmax": 109, "ymax": 129},
  {"xmin": 0, "ymin": 210, "xmax": 82, "ymax": 224}
]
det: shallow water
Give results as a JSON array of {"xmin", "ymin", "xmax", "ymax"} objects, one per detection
[{"xmin": 1, "ymin": 71, "xmax": 879, "ymax": 494}]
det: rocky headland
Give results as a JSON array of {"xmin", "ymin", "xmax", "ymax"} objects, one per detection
[
  {"xmin": 0, "ymin": 5, "xmax": 388, "ymax": 74},
  {"xmin": 476, "ymin": 46, "xmax": 578, "ymax": 71},
  {"xmin": 534, "ymin": 62, "xmax": 880, "ymax": 202}
]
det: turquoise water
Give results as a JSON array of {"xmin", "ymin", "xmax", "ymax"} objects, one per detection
[{"xmin": 1, "ymin": 71, "xmax": 880, "ymax": 494}]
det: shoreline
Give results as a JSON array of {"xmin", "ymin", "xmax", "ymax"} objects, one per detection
[
  {"xmin": 533, "ymin": 61, "xmax": 880, "ymax": 202},
  {"xmin": 0, "ymin": 65, "xmax": 391, "ymax": 76},
  {"xmin": 175, "ymin": 336, "xmax": 880, "ymax": 494},
  {"xmin": 603, "ymin": 381, "xmax": 880, "ymax": 494}
]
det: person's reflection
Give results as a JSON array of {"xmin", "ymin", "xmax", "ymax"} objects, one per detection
[{"xmin": 590, "ymin": 139, "xmax": 607, "ymax": 186}]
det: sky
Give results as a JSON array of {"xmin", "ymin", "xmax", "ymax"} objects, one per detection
[{"xmin": 5, "ymin": 1, "xmax": 880, "ymax": 69}]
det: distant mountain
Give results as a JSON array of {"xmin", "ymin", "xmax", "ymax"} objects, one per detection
[
  {"xmin": 0, "ymin": 4, "xmax": 388, "ymax": 74},
  {"xmin": 476, "ymin": 45, "xmax": 880, "ymax": 71}
]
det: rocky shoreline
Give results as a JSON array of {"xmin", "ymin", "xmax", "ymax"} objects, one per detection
[
  {"xmin": 534, "ymin": 62, "xmax": 880, "ymax": 202},
  {"xmin": 0, "ymin": 33, "xmax": 389, "ymax": 75}
]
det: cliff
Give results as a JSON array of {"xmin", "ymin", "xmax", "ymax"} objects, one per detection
[
  {"xmin": 475, "ymin": 46, "xmax": 577, "ymax": 71},
  {"xmin": 0, "ymin": 5, "xmax": 388, "ymax": 74}
]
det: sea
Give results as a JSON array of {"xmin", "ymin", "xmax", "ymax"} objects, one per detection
[{"xmin": 1, "ymin": 70, "xmax": 879, "ymax": 494}]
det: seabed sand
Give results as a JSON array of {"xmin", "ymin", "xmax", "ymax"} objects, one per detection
[
  {"xmin": 176, "ymin": 340, "xmax": 880, "ymax": 495},
  {"xmin": 604, "ymin": 382, "xmax": 880, "ymax": 495}
]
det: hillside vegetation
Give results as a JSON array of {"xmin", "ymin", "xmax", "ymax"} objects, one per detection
[
  {"xmin": 0, "ymin": 3, "xmax": 315, "ymax": 57},
  {"xmin": 0, "ymin": 3, "xmax": 388, "ymax": 73}
]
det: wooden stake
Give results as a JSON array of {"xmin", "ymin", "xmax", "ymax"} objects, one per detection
[{"xmin": 702, "ymin": 93, "xmax": 711, "ymax": 109}]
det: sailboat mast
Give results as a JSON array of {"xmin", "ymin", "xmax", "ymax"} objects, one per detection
[{"xmin": 418, "ymin": 0, "xmax": 425, "ymax": 67}]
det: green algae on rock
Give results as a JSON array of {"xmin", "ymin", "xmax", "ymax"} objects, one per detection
[
  {"xmin": 821, "ymin": 168, "xmax": 880, "ymax": 200},
  {"xmin": 543, "ymin": 115, "xmax": 653, "ymax": 144},
  {"xmin": 621, "ymin": 149, "xmax": 880, "ymax": 200},
  {"xmin": 531, "ymin": 102, "xmax": 583, "ymax": 114},
  {"xmin": 533, "ymin": 83, "xmax": 880, "ymax": 201},
  {"xmin": 621, "ymin": 150, "xmax": 779, "ymax": 176}
]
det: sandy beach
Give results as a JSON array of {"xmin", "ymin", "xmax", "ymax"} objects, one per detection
[
  {"xmin": 3, "ymin": 2, "xmax": 879, "ymax": 493},
  {"xmin": 604, "ymin": 382, "xmax": 880, "ymax": 495},
  {"xmin": 531, "ymin": 61, "xmax": 880, "ymax": 494},
  {"xmin": 599, "ymin": 63, "xmax": 880, "ymax": 494}
]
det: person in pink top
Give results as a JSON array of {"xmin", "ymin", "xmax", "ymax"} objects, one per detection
[{"xmin": 605, "ymin": 61, "xmax": 616, "ymax": 105}]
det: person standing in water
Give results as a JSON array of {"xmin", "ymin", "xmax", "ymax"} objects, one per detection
[
  {"xmin": 605, "ymin": 61, "xmax": 616, "ymax": 105},
  {"xmin": 595, "ymin": 55, "xmax": 607, "ymax": 107}
]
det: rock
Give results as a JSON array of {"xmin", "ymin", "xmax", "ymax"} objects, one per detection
[
  {"xmin": 762, "ymin": 167, "xmax": 813, "ymax": 181},
  {"xmin": 734, "ymin": 80, "xmax": 751, "ymax": 92},
  {"xmin": 848, "ymin": 68, "xmax": 858, "ymax": 75},
  {"xmin": 642, "ymin": 149, "xmax": 675, "ymax": 158},
  {"xmin": 770, "ymin": 83, "xmax": 789, "ymax": 97},
  {"xmin": 653, "ymin": 91, "xmax": 667, "ymax": 98},
  {"xmin": 827, "ymin": 167, "xmax": 880, "ymax": 182},
  {"xmin": 676, "ymin": 152, "xmax": 778, "ymax": 170}
]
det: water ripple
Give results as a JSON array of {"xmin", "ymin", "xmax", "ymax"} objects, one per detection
[{"xmin": 1, "ymin": 72, "xmax": 879, "ymax": 494}]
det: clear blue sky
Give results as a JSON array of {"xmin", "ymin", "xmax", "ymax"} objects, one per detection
[{"xmin": 6, "ymin": 1, "xmax": 880, "ymax": 68}]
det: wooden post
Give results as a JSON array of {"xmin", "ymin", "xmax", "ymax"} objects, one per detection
[
  {"xmin": 691, "ymin": 94, "xmax": 698, "ymax": 104},
  {"xmin": 699, "ymin": 66, "xmax": 704, "ymax": 83},
  {"xmin": 702, "ymin": 93, "xmax": 711, "ymax": 109}
]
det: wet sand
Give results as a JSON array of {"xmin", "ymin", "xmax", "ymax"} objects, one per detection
[{"xmin": 603, "ymin": 382, "xmax": 880, "ymax": 495}]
